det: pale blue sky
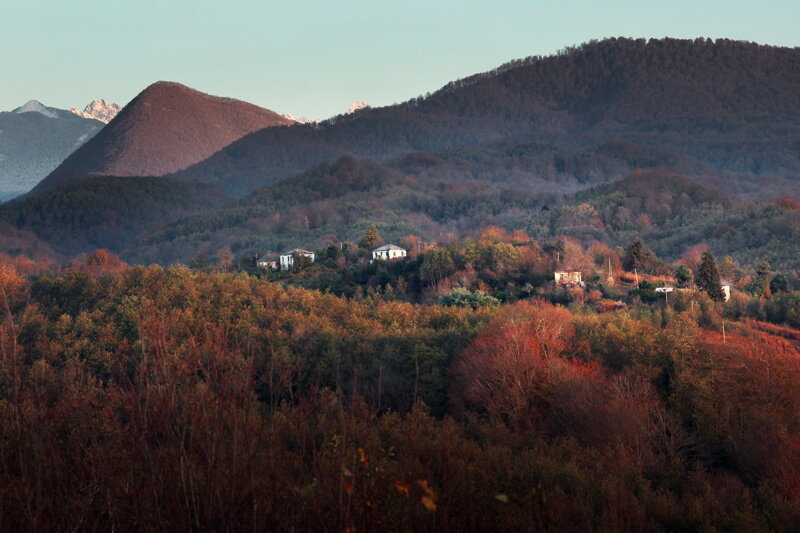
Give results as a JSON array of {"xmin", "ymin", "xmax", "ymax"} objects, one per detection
[{"xmin": 2, "ymin": 0, "xmax": 798, "ymax": 119}]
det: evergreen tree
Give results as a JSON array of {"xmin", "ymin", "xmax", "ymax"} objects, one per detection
[
  {"xmin": 675, "ymin": 265, "xmax": 693, "ymax": 286},
  {"xmin": 623, "ymin": 238, "xmax": 659, "ymax": 272},
  {"xmin": 697, "ymin": 250, "xmax": 725, "ymax": 301},
  {"xmin": 359, "ymin": 224, "xmax": 383, "ymax": 250},
  {"xmin": 770, "ymin": 273, "xmax": 789, "ymax": 294},
  {"xmin": 747, "ymin": 261, "xmax": 773, "ymax": 296}
]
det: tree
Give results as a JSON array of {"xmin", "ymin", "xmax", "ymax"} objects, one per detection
[
  {"xmin": 697, "ymin": 250, "xmax": 725, "ymax": 301},
  {"xmin": 770, "ymin": 273, "xmax": 789, "ymax": 294},
  {"xmin": 748, "ymin": 261, "xmax": 773, "ymax": 297},
  {"xmin": 542, "ymin": 239, "xmax": 567, "ymax": 264},
  {"xmin": 675, "ymin": 265, "xmax": 693, "ymax": 286},
  {"xmin": 718, "ymin": 256, "xmax": 736, "ymax": 281},
  {"xmin": 419, "ymin": 249, "xmax": 454, "ymax": 286},
  {"xmin": 622, "ymin": 238, "xmax": 662, "ymax": 273},
  {"xmin": 438, "ymin": 288, "xmax": 499, "ymax": 308},
  {"xmin": 291, "ymin": 251, "xmax": 313, "ymax": 270},
  {"xmin": 451, "ymin": 300, "xmax": 593, "ymax": 430},
  {"xmin": 359, "ymin": 224, "xmax": 383, "ymax": 250}
]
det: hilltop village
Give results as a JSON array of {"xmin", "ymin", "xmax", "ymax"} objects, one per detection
[{"xmin": 238, "ymin": 224, "xmax": 793, "ymax": 330}]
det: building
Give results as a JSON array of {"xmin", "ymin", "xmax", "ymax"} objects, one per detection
[
  {"xmin": 256, "ymin": 256, "xmax": 278, "ymax": 270},
  {"xmin": 721, "ymin": 283, "xmax": 731, "ymax": 302},
  {"xmin": 279, "ymin": 249, "xmax": 315, "ymax": 271},
  {"xmin": 554, "ymin": 270, "xmax": 582, "ymax": 285},
  {"xmin": 372, "ymin": 244, "xmax": 407, "ymax": 261}
]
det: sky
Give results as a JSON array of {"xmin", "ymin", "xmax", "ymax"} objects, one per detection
[{"xmin": 2, "ymin": 0, "xmax": 799, "ymax": 120}]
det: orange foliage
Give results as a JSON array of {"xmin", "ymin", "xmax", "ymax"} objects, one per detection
[
  {"xmin": 452, "ymin": 300, "xmax": 595, "ymax": 429},
  {"xmin": 0, "ymin": 253, "xmax": 55, "ymax": 276},
  {"xmin": 68, "ymin": 249, "xmax": 128, "ymax": 275}
]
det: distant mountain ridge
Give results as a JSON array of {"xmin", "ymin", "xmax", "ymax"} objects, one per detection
[
  {"xmin": 69, "ymin": 99, "xmax": 121, "ymax": 123},
  {"xmin": 34, "ymin": 81, "xmax": 294, "ymax": 193},
  {"xmin": 0, "ymin": 100, "xmax": 103, "ymax": 200},
  {"xmin": 167, "ymin": 38, "xmax": 800, "ymax": 196}
]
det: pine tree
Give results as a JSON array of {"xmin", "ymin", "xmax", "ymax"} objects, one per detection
[
  {"xmin": 359, "ymin": 224, "xmax": 383, "ymax": 250},
  {"xmin": 697, "ymin": 250, "xmax": 725, "ymax": 301},
  {"xmin": 622, "ymin": 238, "xmax": 657, "ymax": 272}
]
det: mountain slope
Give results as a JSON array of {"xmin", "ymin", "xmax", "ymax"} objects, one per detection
[
  {"xmin": 0, "ymin": 101, "xmax": 103, "ymax": 200},
  {"xmin": 171, "ymin": 38, "xmax": 800, "ymax": 196},
  {"xmin": 521, "ymin": 170, "xmax": 800, "ymax": 270},
  {"xmin": 127, "ymin": 143, "xmax": 710, "ymax": 265},
  {"xmin": 0, "ymin": 176, "xmax": 231, "ymax": 255},
  {"xmin": 34, "ymin": 82, "xmax": 294, "ymax": 193}
]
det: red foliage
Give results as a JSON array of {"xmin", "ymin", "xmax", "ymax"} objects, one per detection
[
  {"xmin": 452, "ymin": 300, "xmax": 596, "ymax": 429},
  {"xmin": 68, "ymin": 249, "xmax": 128, "ymax": 275}
]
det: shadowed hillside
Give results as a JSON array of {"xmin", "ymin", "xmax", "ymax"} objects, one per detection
[
  {"xmin": 170, "ymin": 38, "xmax": 800, "ymax": 195},
  {"xmin": 0, "ymin": 103, "xmax": 103, "ymax": 199},
  {"xmin": 0, "ymin": 177, "xmax": 231, "ymax": 255},
  {"xmin": 121, "ymin": 151, "xmax": 731, "ymax": 266}
]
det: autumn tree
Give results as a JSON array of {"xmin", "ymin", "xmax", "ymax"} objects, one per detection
[
  {"xmin": 359, "ymin": 224, "xmax": 383, "ymax": 250},
  {"xmin": 451, "ymin": 300, "xmax": 590, "ymax": 429},
  {"xmin": 678, "ymin": 243, "xmax": 709, "ymax": 273},
  {"xmin": 697, "ymin": 250, "xmax": 725, "ymax": 301},
  {"xmin": 718, "ymin": 255, "xmax": 737, "ymax": 281}
]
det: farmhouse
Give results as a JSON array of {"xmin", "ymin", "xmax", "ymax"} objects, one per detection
[
  {"xmin": 280, "ymin": 249, "xmax": 315, "ymax": 271},
  {"xmin": 372, "ymin": 244, "xmax": 407, "ymax": 261},
  {"xmin": 554, "ymin": 270, "xmax": 582, "ymax": 285}
]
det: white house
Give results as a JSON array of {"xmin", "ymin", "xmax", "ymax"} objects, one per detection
[
  {"xmin": 372, "ymin": 244, "xmax": 407, "ymax": 261},
  {"xmin": 554, "ymin": 270, "xmax": 582, "ymax": 285},
  {"xmin": 280, "ymin": 249, "xmax": 315, "ymax": 271},
  {"xmin": 721, "ymin": 283, "xmax": 731, "ymax": 302}
]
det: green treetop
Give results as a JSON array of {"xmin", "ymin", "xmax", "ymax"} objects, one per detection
[{"xmin": 697, "ymin": 250, "xmax": 725, "ymax": 302}]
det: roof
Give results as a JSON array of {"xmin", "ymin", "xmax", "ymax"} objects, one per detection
[
  {"xmin": 373, "ymin": 244, "xmax": 405, "ymax": 252},
  {"xmin": 280, "ymin": 248, "xmax": 314, "ymax": 256}
]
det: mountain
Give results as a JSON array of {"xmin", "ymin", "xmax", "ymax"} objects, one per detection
[
  {"xmin": 167, "ymin": 38, "xmax": 800, "ymax": 197},
  {"xmin": 0, "ymin": 101, "xmax": 103, "ymax": 200},
  {"xmin": 69, "ymin": 99, "xmax": 121, "ymax": 123},
  {"xmin": 34, "ymin": 81, "xmax": 294, "ymax": 193},
  {"xmin": 0, "ymin": 176, "xmax": 230, "ymax": 256},
  {"xmin": 347, "ymin": 101, "xmax": 370, "ymax": 114}
]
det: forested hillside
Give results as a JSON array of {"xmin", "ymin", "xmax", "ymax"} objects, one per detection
[
  {"xmin": 0, "ymin": 265, "xmax": 798, "ymax": 530},
  {"xmin": 0, "ymin": 177, "xmax": 230, "ymax": 255},
  {"xmin": 523, "ymin": 171, "xmax": 800, "ymax": 270},
  {"xmin": 172, "ymin": 38, "xmax": 800, "ymax": 195},
  {"xmin": 128, "ymin": 150, "xmax": 625, "ymax": 265}
]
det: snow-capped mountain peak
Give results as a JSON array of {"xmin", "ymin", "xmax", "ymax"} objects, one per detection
[
  {"xmin": 282, "ymin": 112, "xmax": 317, "ymax": 124},
  {"xmin": 69, "ymin": 99, "xmax": 121, "ymax": 124},
  {"xmin": 13, "ymin": 100, "xmax": 58, "ymax": 119},
  {"xmin": 347, "ymin": 101, "xmax": 370, "ymax": 114}
]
